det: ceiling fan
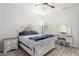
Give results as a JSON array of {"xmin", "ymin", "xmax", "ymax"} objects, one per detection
[{"xmin": 35, "ymin": 3, "xmax": 55, "ymax": 8}]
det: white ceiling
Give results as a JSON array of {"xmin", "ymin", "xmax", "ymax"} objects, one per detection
[{"xmin": 13, "ymin": 3, "xmax": 79, "ymax": 15}]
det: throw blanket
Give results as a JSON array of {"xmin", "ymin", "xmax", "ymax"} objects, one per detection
[{"xmin": 29, "ymin": 34, "xmax": 54, "ymax": 41}]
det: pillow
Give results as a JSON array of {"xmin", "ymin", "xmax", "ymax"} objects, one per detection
[
  {"xmin": 19, "ymin": 31, "xmax": 39, "ymax": 36},
  {"xmin": 19, "ymin": 31, "xmax": 32, "ymax": 36},
  {"xmin": 31, "ymin": 31, "xmax": 39, "ymax": 35}
]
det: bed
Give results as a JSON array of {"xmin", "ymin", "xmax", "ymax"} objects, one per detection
[{"xmin": 18, "ymin": 25, "xmax": 57, "ymax": 56}]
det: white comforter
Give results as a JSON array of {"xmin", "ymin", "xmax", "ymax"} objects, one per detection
[{"xmin": 19, "ymin": 34, "xmax": 56, "ymax": 49}]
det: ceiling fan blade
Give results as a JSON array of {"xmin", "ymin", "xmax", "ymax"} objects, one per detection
[
  {"xmin": 34, "ymin": 3, "xmax": 55, "ymax": 8},
  {"xmin": 34, "ymin": 3, "xmax": 42, "ymax": 6},
  {"xmin": 47, "ymin": 4, "xmax": 55, "ymax": 8},
  {"xmin": 43, "ymin": 3, "xmax": 48, "ymax": 5}
]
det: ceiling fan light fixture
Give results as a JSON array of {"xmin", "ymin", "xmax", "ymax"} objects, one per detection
[{"xmin": 35, "ymin": 3, "xmax": 55, "ymax": 9}]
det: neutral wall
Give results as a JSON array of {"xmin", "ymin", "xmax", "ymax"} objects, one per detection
[
  {"xmin": 0, "ymin": 3, "xmax": 43, "ymax": 51},
  {"xmin": 44, "ymin": 5, "xmax": 79, "ymax": 47},
  {"xmin": 0, "ymin": 3, "xmax": 43, "ymax": 40}
]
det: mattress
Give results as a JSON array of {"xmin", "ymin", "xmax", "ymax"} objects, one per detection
[{"xmin": 19, "ymin": 34, "xmax": 56, "ymax": 49}]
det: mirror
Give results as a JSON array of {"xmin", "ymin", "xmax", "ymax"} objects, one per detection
[{"xmin": 58, "ymin": 24, "xmax": 72, "ymax": 35}]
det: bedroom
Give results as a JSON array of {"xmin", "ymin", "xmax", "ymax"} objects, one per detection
[{"xmin": 0, "ymin": 3, "xmax": 79, "ymax": 56}]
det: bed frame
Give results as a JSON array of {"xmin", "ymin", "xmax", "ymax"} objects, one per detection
[
  {"xmin": 18, "ymin": 25, "xmax": 56, "ymax": 56},
  {"xmin": 19, "ymin": 41, "xmax": 56, "ymax": 56}
]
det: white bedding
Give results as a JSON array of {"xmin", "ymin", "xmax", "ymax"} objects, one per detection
[{"xmin": 19, "ymin": 34, "xmax": 56, "ymax": 49}]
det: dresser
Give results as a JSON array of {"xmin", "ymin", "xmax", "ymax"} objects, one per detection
[
  {"xmin": 55, "ymin": 34, "xmax": 73, "ymax": 47},
  {"xmin": 3, "ymin": 37, "xmax": 18, "ymax": 53}
]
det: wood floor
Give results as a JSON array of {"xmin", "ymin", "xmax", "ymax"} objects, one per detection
[
  {"xmin": 1, "ymin": 45, "xmax": 79, "ymax": 56},
  {"xmin": 46, "ymin": 45, "xmax": 79, "ymax": 56}
]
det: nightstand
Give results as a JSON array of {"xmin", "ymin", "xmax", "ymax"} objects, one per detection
[{"xmin": 3, "ymin": 37, "xmax": 18, "ymax": 53}]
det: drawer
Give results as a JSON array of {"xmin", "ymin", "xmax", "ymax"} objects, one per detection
[
  {"xmin": 4, "ymin": 40, "xmax": 18, "ymax": 44},
  {"xmin": 4, "ymin": 45, "xmax": 18, "ymax": 52},
  {"xmin": 7, "ymin": 41, "xmax": 17, "ymax": 44}
]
